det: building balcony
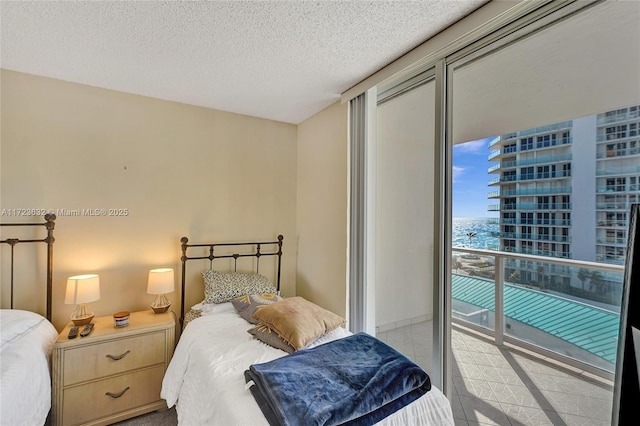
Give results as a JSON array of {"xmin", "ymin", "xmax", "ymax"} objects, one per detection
[
  {"xmin": 487, "ymin": 138, "xmax": 572, "ymax": 160},
  {"xmin": 596, "ymin": 147, "xmax": 640, "ymax": 159},
  {"xmin": 489, "ymin": 171, "xmax": 572, "ymax": 185},
  {"xmin": 596, "ymin": 164, "xmax": 640, "ymax": 176},
  {"xmin": 489, "ymin": 203, "xmax": 572, "ymax": 211},
  {"xmin": 597, "ymin": 108, "xmax": 640, "ymax": 125},
  {"xmin": 596, "ymin": 202, "xmax": 633, "ymax": 210},
  {"xmin": 499, "ymin": 121, "xmax": 573, "ymax": 141},
  {"xmin": 490, "ymin": 231, "xmax": 571, "ymax": 243},
  {"xmin": 491, "ymin": 218, "xmax": 572, "ymax": 226},
  {"xmin": 488, "ymin": 154, "xmax": 573, "ymax": 173},
  {"xmin": 596, "ymin": 238, "xmax": 627, "ymax": 246},
  {"xmin": 487, "ymin": 186, "xmax": 572, "ymax": 198},
  {"xmin": 596, "ymin": 185, "xmax": 640, "ymax": 193}
]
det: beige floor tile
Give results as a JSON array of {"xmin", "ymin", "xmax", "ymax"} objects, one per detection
[
  {"xmin": 500, "ymin": 403, "xmax": 559, "ymax": 426},
  {"xmin": 382, "ymin": 321, "xmax": 614, "ymax": 426},
  {"xmin": 458, "ymin": 395, "xmax": 511, "ymax": 426}
]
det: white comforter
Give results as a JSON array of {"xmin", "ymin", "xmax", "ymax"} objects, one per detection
[
  {"xmin": 0, "ymin": 309, "xmax": 58, "ymax": 426},
  {"xmin": 161, "ymin": 303, "xmax": 453, "ymax": 425}
]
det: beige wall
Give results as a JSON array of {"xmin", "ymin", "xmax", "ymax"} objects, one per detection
[
  {"xmin": 295, "ymin": 101, "xmax": 348, "ymax": 318},
  {"xmin": 1, "ymin": 70, "xmax": 298, "ymax": 330}
]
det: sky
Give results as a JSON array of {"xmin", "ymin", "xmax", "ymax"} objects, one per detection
[{"xmin": 453, "ymin": 136, "xmax": 499, "ymax": 218}]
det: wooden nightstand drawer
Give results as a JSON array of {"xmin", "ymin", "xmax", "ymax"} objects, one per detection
[
  {"xmin": 52, "ymin": 311, "xmax": 176, "ymax": 426},
  {"xmin": 63, "ymin": 331, "xmax": 165, "ymax": 386},
  {"xmin": 62, "ymin": 365, "xmax": 164, "ymax": 426}
]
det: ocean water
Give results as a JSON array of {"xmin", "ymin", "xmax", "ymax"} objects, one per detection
[{"xmin": 452, "ymin": 217, "xmax": 499, "ymax": 249}]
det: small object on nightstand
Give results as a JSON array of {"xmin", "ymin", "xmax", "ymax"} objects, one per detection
[
  {"xmin": 79, "ymin": 323, "xmax": 94, "ymax": 337},
  {"xmin": 68, "ymin": 326, "xmax": 78, "ymax": 339},
  {"xmin": 113, "ymin": 311, "xmax": 130, "ymax": 327}
]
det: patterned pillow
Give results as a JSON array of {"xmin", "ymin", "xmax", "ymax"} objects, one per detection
[
  {"xmin": 202, "ymin": 270, "xmax": 277, "ymax": 304},
  {"xmin": 182, "ymin": 308, "xmax": 202, "ymax": 330},
  {"xmin": 248, "ymin": 323, "xmax": 295, "ymax": 353},
  {"xmin": 231, "ymin": 293, "xmax": 283, "ymax": 324}
]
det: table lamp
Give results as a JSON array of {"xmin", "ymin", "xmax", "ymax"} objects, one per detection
[
  {"xmin": 65, "ymin": 274, "xmax": 100, "ymax": 326},
  {"xmin": 147, "ymin": 268, "xmax": 174, "ymax": 313}
]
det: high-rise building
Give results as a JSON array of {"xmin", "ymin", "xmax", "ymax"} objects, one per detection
[
  {"xmin": 595, "ymin": 106, "xmax": 640, "ymax": 264},
  {"xmin": 487, "ymin": 105, "xmax": 640, "ymax": 288}
]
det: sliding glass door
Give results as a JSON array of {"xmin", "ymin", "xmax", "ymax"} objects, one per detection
[{"xmin": 374, "ymin": 80, "xmax": 437, "ymax": 379}]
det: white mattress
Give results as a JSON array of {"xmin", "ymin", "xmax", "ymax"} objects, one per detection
[
  {"xmin": 161, "ymin": 303, "xmax": 453, "ymax": 425},
  {"xmin": 0, "ymin": 309, "xmax": 58, "ymax": 426}
]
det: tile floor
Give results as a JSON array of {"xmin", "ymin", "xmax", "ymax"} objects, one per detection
[{"xmin": 377, "ymin": 321, "xmax": 614, "ymax": 426}]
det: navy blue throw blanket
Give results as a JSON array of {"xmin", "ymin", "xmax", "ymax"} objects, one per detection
[{"xmin": 244, "ymin": 332, "xmax": 431, "ymax": 426}]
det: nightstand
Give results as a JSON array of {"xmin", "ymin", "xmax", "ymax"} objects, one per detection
[{"xmin": 52, "ymin": 310, "xmax": 176, "ymax": 426}]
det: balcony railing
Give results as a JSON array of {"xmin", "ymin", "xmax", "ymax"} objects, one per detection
[
  {"xmin": 596, "ymin": 164, "xmax": 640, "ymax": 176},
  {"xmin": 488, "ymin": 217, "xmax": 572, "ymax": 226},
  {"xmin": 489, "ymin": 171, "xmax": 572, "ymax": 185},
  {"xmin": 597, "ymin": 108, "xmax": 640, "ymax": 125},
  {"xmin": 487, "ymin": 186, "xmax": 572, "ymax": 198},
  {"xmin": 451, "ymin": 246, "xmax": 624, "ymax": 375},
  {"xmin": 487, "ymin": 154, "xmax": 573, "ymax": 173},
  {"xmin": 489, "ymin": 231, "xmax": 571, "ymax": 243},
  {"xmin": 596, "ymin": 147, "xmax": 640, "ymax": 159},
  {"xmin": 487, "ymin": 137, "xmax": 572, "ymax": 160},
  {"xmin": 490, "ymin": 203, "xmax": 572, "ymax": 211}
]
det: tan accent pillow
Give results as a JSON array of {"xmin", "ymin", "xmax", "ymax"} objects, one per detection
[{"xmin": 252, "ymin": 296, "xmax": 346, "ymax": 350}]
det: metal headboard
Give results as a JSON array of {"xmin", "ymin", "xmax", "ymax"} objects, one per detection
[
  {"xmin": 179, "ymin": 235, "xmax": 283, "ymax": 328},
  {"xmin": 0, "ymin": 214, "xmax": 56, "ymax": 320}
]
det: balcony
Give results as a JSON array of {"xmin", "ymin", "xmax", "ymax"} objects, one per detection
[
  {"xmin": 489, "ymin": 171, "xmax": 572, "ymax": 185},
  {"xmin": 489, "ymin": 218, "xmax": 572, "ymax": 226},
  {"xmin": 375, "ymin": 247, "xmax": 622, "ymax": 425},
  {"xmin": 487, "ymin": 186, "xmax": 572, "ymax": 198},
  {"xmin": 596, "ymin": 147, "xmax": 640, "ymax": 159},
  {"xmin": 488, "ymin": 154, "xmax": 573, "ymax": 173},
  {"xmin": 489, "ymin": 231, "xmax": 571, "ymax": 243},
  {"xmin": 451, "ymin": 247, "xmax": 624, "ymax": 374},
  {"xmin": 487, "ymin": 137, "xmax": 572, "ymax": 160},
  {"xmin": 491, "ymin": 203, "xmax": 572, "ymax": 211},
  {"xmin": 378, "ymin": 318, "xmax": 614, "ymax": 425},
  {"xmin": 596, "ymin": 164, "xmax": 640, "ymax": 176}
]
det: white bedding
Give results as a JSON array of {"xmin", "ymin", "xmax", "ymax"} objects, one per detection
[
  {"xmin": 161, "ymin": 303, "xmax": 453, "ymax": 425},
  {"xmin": 0, "ymin": 309, "xmax": 58, "ymax": 426}
]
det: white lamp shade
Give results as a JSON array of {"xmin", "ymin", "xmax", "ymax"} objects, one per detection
[
  {"xmin": 65, "ymin": 274, "xmax": 101, "ymax": 305},
  {"xmin": 147, "ymin": 268, "xmax": 175, "ymax": 295}
]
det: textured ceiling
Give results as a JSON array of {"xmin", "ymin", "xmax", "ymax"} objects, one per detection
[{"xmin": 1, "ymin": 1, "xmax": 487, "ymax": 124}]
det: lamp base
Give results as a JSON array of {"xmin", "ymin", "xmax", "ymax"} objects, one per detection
[
  {"xmin": 71, "ymin": 315, "xmax": 94, "ymax": 326},
  {"xmin": 150, "ymin": 293, "xmax": 171, "ymax": 314},
  {"xmin": 70, "ymin": 303, "xmax": 95, "ymax": 326},
  {"xmin": 151, "ymin": 304, "xmax": 170, "ymax": 314}
]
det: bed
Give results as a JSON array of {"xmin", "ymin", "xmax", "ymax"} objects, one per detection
[
  {"xmin": 161, "ymin": 235, "xmax": 454, "ymax": 425},
  {"xmin": 0, "ymin": 214, "xmax": 59, "ymax": 426}
]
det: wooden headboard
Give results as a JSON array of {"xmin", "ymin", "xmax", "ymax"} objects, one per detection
[
  {"xmin": 179, "ymin": 235, "xmax": 283, "ymax": 328},
  {"xmin": 0, "ymin": 214, "xmax": 56, "ymax": 320}
]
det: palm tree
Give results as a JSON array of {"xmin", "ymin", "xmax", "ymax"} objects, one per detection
[
  {"xmin": 590, "ymin": 271, "xmax": 605, "ymax": 294},
  {"xmin": 466, "ymin": 231, "xmax": 477, "ymax": 248},
  {"xmin": 536, "ymin": 265, "xmax": 546, "ymax": 291},
  {"xmin": 577, "ymin": 268, "xmax": 591, "ymax": 291}
]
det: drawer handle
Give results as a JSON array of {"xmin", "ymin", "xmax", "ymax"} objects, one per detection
[
  {"xmin": 105, "ymin": 387, "xmax": 130, "ymax": 399},
  {"xmin": 106, "ymin": 350, "xmax": 131, "ymax": 361}
]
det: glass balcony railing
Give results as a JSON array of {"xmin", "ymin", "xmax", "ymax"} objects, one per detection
[
  {"xmin": 451, "ymin": 246, "xmax": 625, "ymax": 373},
  {"xmin": 489, "ymin": 186, "xmax": 572, "ymax": 197},
  {"xmin": 596, "ymin": 147, "xmax": 640, "ymax": 159},
  {"xmin": 489, "ymin": 218, "xmax": 572, "ymax": 226},
  {"xmin": 492, "ymin": 203, "xmax": 572, "ymax": 211},
  {"xmin": 487, "ymin": 137, "xmax": 573, "ymax": 160},
  {"xmin": 489, "ymin": 231, "xmax": 571, "ymax": 242},
  {"xmin": 487, "ymin": 154, "xmax": 572, "ymax": 173},
  {"xmin": 596, "ymin": 164, "xmax": 640, "ymax": 176}
]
